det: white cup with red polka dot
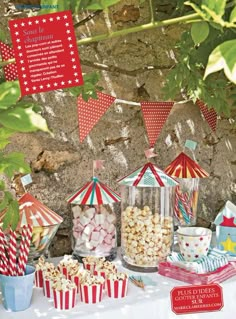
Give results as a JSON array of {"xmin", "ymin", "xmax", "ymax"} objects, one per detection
[{"xmin": 177, "ymin": 227, "xmax": 212, "ymax": 262}]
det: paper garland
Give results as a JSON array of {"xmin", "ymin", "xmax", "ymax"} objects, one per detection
[
  {"xmin": 0, "ymin": 41, "xmax": 18, "ymax": 81},
  {"xmin": 196, "ymin": 100, "xmax": 217, "ymax": 132},
  {"xmin": 140, "ymin": 101, "xmax": 174, "ymax": 147},
  {"xmin": 78, "ymin": 92, "xmax": 115, "ymax": 143}
]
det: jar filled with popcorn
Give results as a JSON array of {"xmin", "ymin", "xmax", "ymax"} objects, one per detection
[
  {"xmin": 118, "ymin": 162, "xmax": 178, "ymax": 272},
  {"xmin": 66, "ymin": 177, "xmax": 121, "ymax": 262}
]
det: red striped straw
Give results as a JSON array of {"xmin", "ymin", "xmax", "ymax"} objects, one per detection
[
  {"xmin": 0, "ymin": 228, "xmax": 9, "ymax": 275},
  {"xmin": 0, "ymin": 260, "xmax": 8, "ymax": 275},
  {"xmin": 8, "ymin": 228, "xmax": 17, "ymax": 276},
  {"xmin": 17, "ymin": 224, "xmax": 33, "ymax": 276}
]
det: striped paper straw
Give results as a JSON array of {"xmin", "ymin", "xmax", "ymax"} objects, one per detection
[
  {"xmin": 8, "ymin": 228, "xmax": 17, "ymax": 276},
  {"xmin": 0, "ymin": 228, "xmax": 8, "ymax": 275},
  {"xmin": 17, "ymin": 224, "xmax": 33, "ymax": 276}
]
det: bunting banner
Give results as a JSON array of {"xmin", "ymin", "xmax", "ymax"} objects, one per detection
[
  {"xmin": 196, "ymin": 100, "xmax": 217, "ymax": 132},
  {"xmin": 0, "ymin": 41, "xmax": 18, "ymax": 81},
  {"xmin": 141, "ymin": 101, "xmax": 174, "ymax": 147},
  {"xmin": 78, "ymin": 92, "xmax": 115, "ymax": 143}
]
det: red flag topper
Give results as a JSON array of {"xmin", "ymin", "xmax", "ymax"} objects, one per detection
[
  {"xmin": 196, "ymin": 100, "xmax": 217, "ymax": 132},
  {"xmin": 0, "ymin": 41, "xmax": 18, "ymax": 81},
  {"xmin": 9, "ymin": 10, "xmax": 83, "ymax": 96},
  {"xmin": 141, "ymin": 101, "xmax": 174, "ymax": 147},
  {"xmin": 78, "ymin": 92, "xmax": 115, "ymax": 143}
]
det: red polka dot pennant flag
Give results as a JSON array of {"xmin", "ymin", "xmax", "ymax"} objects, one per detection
[
  {"xmin": 78, "ymin": 92, "xmax": 115, "ymax": 143},
  {"xmin": 141, "ymin": 101, "xmax": 174, "ymax": 147},
  {"xmin": 0, "ymin": 41, "xmax": 18, "ymax": 81},
  {"xmin": 196, "ymin": 100, "xmax": 217, "ymax": 132}
]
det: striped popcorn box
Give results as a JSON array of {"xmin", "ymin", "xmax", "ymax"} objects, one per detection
[
  {"xmin": 79, "ymin": 283, "xmax": 103, "ymax": 304},
  {"xmin": 69, "ymin": 274, "xmax": 80, "ymax": 293},
  {"xmin": 93, "ymin": 270, "xmax": 106, "ymax": 289},
  {"xmin": 43, "ymin": 278, "xmax": 53, "ymax": 298},
  {"xmin": 53, "ymin": 287, "xmax": 77, "ymax": 310},
  {"xmin": 35, "ymin": 269, "xmax": 43, "ymax": 288},
  {"xmin": 82, "ymin": 262, "xmax": 95, "ymax": 273},
  {"xmin": 58, "ymin": 265, "xmax": 68, "ymax": 278},
  {"xmin": 106, "ymin": 273, "xmax": 128, "ymax": 298}
]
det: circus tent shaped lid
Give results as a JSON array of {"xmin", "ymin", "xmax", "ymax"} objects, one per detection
[
  {"xmin": 66, "ymin": 177, "xmax": 121, "ymax": 205},
  {"xmin": 164, "ymin": 152, "xmax": 209, "ymax": 178},
  {"xmin": 117, "ymin": 162, "xmax": 178, "ymax": 187},
  {"xmin": 0, "ymin": 193, "xmax": 63, "ymax": 227}
]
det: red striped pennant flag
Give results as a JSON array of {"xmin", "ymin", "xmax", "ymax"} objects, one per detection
[
  {"xmin": 0, "ymin": 41, "xmax": 18, "ymax": 81},
  {"xmin": 141, "ymin": 101, "xmax": 174, "ymax": 147},
  {"xmin": 78, "ymin": 92, "xmax": 115, "ymax": 143},
  {"xmin": 196, "ymin": 100, "xmax": 217, "ymax": 132}
]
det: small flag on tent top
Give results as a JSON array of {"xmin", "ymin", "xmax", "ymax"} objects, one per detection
[
  {"xmin": 20, "ymin": 174, "xmax": 32, "ymax": 187},
  {"xmin": 185, "ymin": 140, "xmax": 197, "ymax": 151}
]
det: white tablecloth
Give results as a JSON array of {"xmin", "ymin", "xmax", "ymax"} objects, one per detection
[{"xmin": 1, "ymin": 255, "xmax": 236, "ymax": 319}]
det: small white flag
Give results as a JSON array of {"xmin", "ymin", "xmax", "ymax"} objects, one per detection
[{"xmin": 21, "ymin": 174, "xmax": 33, "ymax": 187}]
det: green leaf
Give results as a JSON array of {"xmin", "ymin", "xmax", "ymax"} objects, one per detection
[
  {"xmin": 0, "ymin": 107, "xmax": 50, "ymax": 133},
  {"xmin": 191, "ymin": 21, "xmax": 209, "ymax": 45},
  {"xmin": 0, "ymin": 81, "xmax": 20, "ymax": 110},
  {"xmin": 0, "ymin": 191, "xmax": 12, "ymax": 211},
  {"xmin": 204, "ymin": 39, "xmax": 236, "ymax": 84},
  {"xmin": 2, "ymin": 200, "xmax": 19, "ymax": 231},
  {"xmin": 0, "ymin": 139, "xmax": 10, "ymax": 150},
  {"xmin": 0, "ymin": 29, "xmax": 7, "ymax": 42},
  {"xmin": 0, "ymin": 180, "xmax": 5, "ymax": 191},
  {"xmin": 0, "ymin": 152, "xmax": 30, "ymax": 178},
  {"xmin": 230, "ymin": 6, "xmax": 236, "ymax": 23},
  {"xmin": 0, "ymin": 127, "xmax": 16, "ymax": 139},
  {"xmin": 202, "ymin": 0, "xmax": 226, "ymax": 18}
]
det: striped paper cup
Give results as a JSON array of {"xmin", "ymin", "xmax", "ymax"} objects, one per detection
[
  {"xmin": 53, "ymin": 288, "xmax": 77, "ymax": 310},
  {"xmin": 82, "ymin": 262, "xmax": 96, "ymax": 273},
  {"xmin": 93, "ymin": 270, "xmax": 106, "ymax": 289},
  {"xmin": 43, "ymin": 278, "xmax": 53, "ymax": 298},
  {"xmin": 69, "ymin": 275, "xmax": 80, "ymax": 293},
  {"xmin": 34, "ymin": 269, "xmax": 43, "ymax": 288},
  {"xmin": 58, "ymin": 265, "xmax": 68, "ymax": 278},
  {"xmin": 106, "ymin": 278, "xmax": 128, "ymax": 298},
  {"xmin": 79, "ymin": 283, "xmax": 103, "ymax": 304}
]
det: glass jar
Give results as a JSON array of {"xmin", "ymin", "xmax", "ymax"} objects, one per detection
[
  {"xmin": 71, "ymin": 204, "xmax": 117, "ymax": 262},
  {"xmin": 118, "ymin": 162, "xmax": 178, "ymax": 272}
]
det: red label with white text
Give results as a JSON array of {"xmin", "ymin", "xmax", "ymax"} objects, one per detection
[
  {"xmin": 9, "ymin": 10, "xmax": 83, "ymax": 96},
  {"xmin": 170, "ymin": 284, "xmax": 223, "ymax": 315}
]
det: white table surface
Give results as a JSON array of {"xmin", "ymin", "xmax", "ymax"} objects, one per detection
[{"xmin": 1, "ymin": 254, "xmax": 236, "ymax": 319}]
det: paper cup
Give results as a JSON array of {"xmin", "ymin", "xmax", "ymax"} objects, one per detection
[
  {"xmin": 58, "ymin": 265, "xmax": 68, "ymax": 278},
  {"xmin": 43, "ymin": 278, "xmax": 53, "ymax": 298},
  {"xmin": 34, "ymin": 269, "xmax": 43, "ymax": 288},
  {"xmin": 106, "ymin": 278, "xmax": 128, "ymax": 298},
  {"xmin": 93, "ymin": 270, "xmax": 106, "ymax": 289},
  {"xmin": 82, "ymin": 262, "xmax": 96, "ymax": 273},
  {"xmin": 177, "ymin": 227, "xmax": 212, "ymax": 262},
  {"xmin": 53, "ymin": 288, "xmax": 77, "ymax": 310},
  {"xmin": 69, "ymin": 275, "xmax": 80, "ymax": 293},
  {"xmin": 79, "ymin": 283, "xmax": 103, "ymax": 304}
]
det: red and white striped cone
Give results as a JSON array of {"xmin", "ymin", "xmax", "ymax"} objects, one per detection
[
  {"xmin": 43, "ymin": 278, "xmax": 53, "ymax": 298},
  {"xmin": 35, "ymin": 269, "xmax": 43, "ymax": 288},
  {"xmin": 8, "ymin": 229, "xmax": 17, "ymax": 276},
  {"xmin": 53, "ymin": 288, "xmax": 77, "ymax": 310},
  {"xmin": 79, "ymin": 283, "xmax": 103, "ymax": 304},
  {"xmin": 106, "ymin": 278, "xmax": 128, "ymax": 298}
]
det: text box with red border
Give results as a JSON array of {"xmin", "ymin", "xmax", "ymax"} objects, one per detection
[
  {"xmin": 9, "ymin": 10, "xmax": 83, "ymax": 96},
  {"xmin": 170, "ymin": 283, "xmax": 223, "ymax": 315}
]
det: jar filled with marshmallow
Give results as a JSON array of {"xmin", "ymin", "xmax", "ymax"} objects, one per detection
[
  {"xmin": 66, "ymin": 177, "xmax": 121, "ymax": 262},
  {"xmin": 118, "ymin": 162, "xmax": 178, "ymax": 272}
]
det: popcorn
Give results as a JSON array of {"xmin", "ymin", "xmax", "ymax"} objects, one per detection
[
  {"xmin": 121, "ymin": 206, "xmax": 173, "ymax": 267},
  {"xmin": 58, "ymin": 255, "xmax": 79, "ymax": 278},
  {"xmin": 106, "ymin": 272, "xmax": 128, "ymax": 298},
  {"xmin": 78, "ymin": 270, "xmax": 105, "ymax": 304},
  {"xmin": 52, "ymin": 278, "xmax": 76, "ymax": 291},
  {"xmin": 52, "ymin": 278, "xmax": 77, "ymax": 310}
]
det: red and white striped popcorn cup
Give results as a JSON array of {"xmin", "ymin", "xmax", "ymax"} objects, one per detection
[
  {"xmin": 43, "ymin": 278, "xmax": 53, "ymax": 298},
  {"xmin": 106, "ymin": 278, "xmax": 128, "ymax": 298},
  {"xmin": 58, "ymin": 265, "xmax": 68, "ymax": 278},
  {"xmin": 69, "ymin": 275, "xmax": 80, "ymax": 293},
  {"xmin": 34, "ymin": 269, "xmax": 43, "ymax": 288},
  {"xmin": 82, "ymin": 262, "xmax": 96, "ymax": 273},
  {"xmin": 93, "ymin": 270, "xmax": 106, "ymax": 289},
  {"xmin": 53, "ymin": 288, "xmax": 77, "ymax": 310},
  {"xmin": 79, "ymin": 283, "xmax": 103, "ymax": 304}
]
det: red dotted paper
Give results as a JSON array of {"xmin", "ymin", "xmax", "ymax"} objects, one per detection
[
  {"xmin": 9, "ymin": 10, "xmax": 83, "ymax": 96},
  {"xmin": 78, "ymin": 92, "xmax": 115, "ymax": 143},
  {"xmin": 0, "ymin": 41, "xmax": 18, "ymax": 81},
  {"xmin": 141, "ymin": 101, "xmax": 174, "ymax": 147},
  {"xmin": 196, "ymin": 100, "xmax": 217, "ymax": 132}
]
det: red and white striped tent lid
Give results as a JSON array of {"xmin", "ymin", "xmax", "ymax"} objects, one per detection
[
  {"xmin": 66, "ymin": 177, "xmax": 121, "ymax": 205},
  {"xmin": 17, "ymin": 193, "xmax": 63, "ymax": 227},
  {"xmin": 117, "ymin": 162, "xmax": 178, "ymax": 187},
  {"xmin": 165, "ymin": 152, "xmax": 209, "ymax": 178}
]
